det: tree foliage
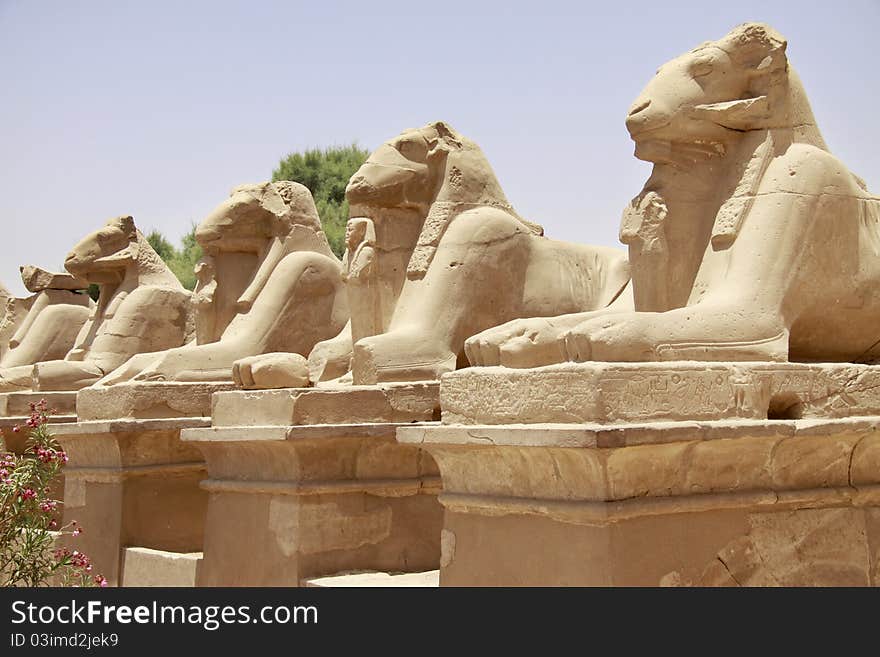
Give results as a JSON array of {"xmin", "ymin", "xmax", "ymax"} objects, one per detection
[
  {"xmin": 271, "ymin": 143, "xmax": 370, "ymax": 257},
  {"xmin": 146, "ymin": 227, "xmax": 202, "ymax": 290}
]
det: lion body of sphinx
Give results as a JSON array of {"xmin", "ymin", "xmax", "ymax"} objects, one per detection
[
  {"xmin": 467, "ymin": 22, "xmax": 880, "ymax": 368},
  {"xmin": 0, "ymin": 287, "xmax": 92, "ymax": 370}
]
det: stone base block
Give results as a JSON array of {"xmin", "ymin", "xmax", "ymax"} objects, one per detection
[
  {"xmin": 121, "ymin": 547, "xmax": 201, "ymax": 587},
  {"xmin": 303, "ymin": 570, "xmax": 440, "ymax": 587},
  {"xmin": 210, "ymin": 382, "xmax": 440, "ymax": 427},
  {"xmin": 441, "ymin": 362, "xmax": 880, "ymax": 425},
  {"xmin": 0, "ymin": 391, "xmax": 77, "ymax": 417},
  {"xmin": 53, "ymin": 418, "xmax": 210, "ymax": 586},
  {"xmin": 399, "ymin": 418, "xmax": 880, "ymax": 586},
  {"xmin": 77, "ymin": 381, "xmax": 237, "ymax": 421},
  {"xmin": 182, "ymin": 423, "xmax": 443, "ymax": 586}
]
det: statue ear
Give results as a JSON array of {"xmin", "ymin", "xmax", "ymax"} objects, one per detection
[{"xmin": 691, "ymin": 95, "xmax": 771, "ymax": 130}]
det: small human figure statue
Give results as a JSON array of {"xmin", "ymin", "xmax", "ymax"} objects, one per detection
[{"xmin": 343, "ymin": 217, "xmax": 382, "ymax": 345}]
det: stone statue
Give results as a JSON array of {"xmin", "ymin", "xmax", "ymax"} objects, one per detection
[
  {"xmin": 466, "ymin": 22, "xmax": 880, "ymax": 367},
  {"xmin": 192, "ymin": 257, "xmax": 218, "ymax": 345},
  {"xmin": 348, "ymin": 122, "xmax": 629, "ymax": 383},
  {"xmin": 243, "ymin": 121, "xmax": 627, "ymax": 389},
  {"xmin": 0, "ymin": 266, "xmax": 92, "ymax": 370},
  {"xmin": 0, "ymin": 216, "xmax": 192, "ymax": 391},
  {"xmin": 343, "ymin": 217, "xmax": 382, "ymax": 346},
  {"xmin": 97, "ymin": 181, "xmax": 348, "ymax": 385}
]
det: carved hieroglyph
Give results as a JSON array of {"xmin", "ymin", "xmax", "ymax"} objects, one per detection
[
  {"xmin": 0, "ymin": 216, "xmax": 192, "ymax": 392},
  {"xmin": 466, "ymin": 23, "xmax": 880, "ymax": 367},
  {"xmin": 96, "ymin": 182, "xmax": 349, "ymax": 385},
  {"xmin": 0, "ymin": 267, "xmax": 92, "ymax": 371},
  {"xmin": 297, "ymin": 121, "xmax": 630, "ymax": 387}
]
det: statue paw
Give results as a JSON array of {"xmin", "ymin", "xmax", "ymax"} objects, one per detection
[
  {"xmin": 465, "ymin": 318, "xmax": 563, "ymax": 367},
  {"xmin": 233, "ymin": 353, "xmax": 310, "ymax": 390},
  {"xmin": 562, "ymin": 316, "xmax": 655, "ymax": 362}
]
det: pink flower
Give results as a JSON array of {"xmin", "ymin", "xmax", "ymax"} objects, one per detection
[
  {"xmin": 11, "ymin": 426, "xmax": 19, "ymax": 433},
  {"xmin": 20, "ymin": 488, "xmax": 36, "ymax": 501},
  {"xmin": 72, "ymin": 527, "xmax": 82, "ymax": 536},
  {"xmin": 70, "ymin": 551, "xmax": 91, "ymax": 570},
  {"xmin": 39, "ymin": 500, "xmax": 57, "ymax": 513},
  {"xmin": 94, "ymin": 575, "xmax": 108, "ymax": 587}
]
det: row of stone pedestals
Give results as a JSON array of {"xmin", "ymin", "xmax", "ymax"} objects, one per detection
[
  {"xmin": 7, "ymin": 381, "xmax": 444, "ymax": 587},
  {"xmin": 4, "ymin": 360, "xmax": 880, "ymax": 586}
]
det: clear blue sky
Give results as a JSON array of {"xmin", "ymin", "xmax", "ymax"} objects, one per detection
[{"xmin": 1, "ymin": 0, "xmax": 877, "ymax": 295}]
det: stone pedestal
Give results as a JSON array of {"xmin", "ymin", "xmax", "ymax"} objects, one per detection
[
  {"xmin": 441, "ymin": 362, "xmax": 880, "ymax": 425},
  {"xmin": 400, "ymin": 362, "xmax": 880, "ymax": 586},
  {"xmin": 53, "ymin": 417, "xmax": 210, "ymax": 586},
  {"xmin": 50, "ymin": 382, "xmax": 234, "ymax": 586},
  {"xmin": 121, "ymin": 548, "xmax": 201, "ymax": 587},
  {"xmin": 181, "ymin": 382, "xmax": 443, "ymax": 586}
]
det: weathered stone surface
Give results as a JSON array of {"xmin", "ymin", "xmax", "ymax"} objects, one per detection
[
  {"xmin": 20, "ymin": 265, "xmax": 87, "ymax": 292},
  {"xmin": 691, "ymin": 508, "xmax": 872, "ymax": 586},
  {"xmin": 441, "ymin": 362, "xmax": 880, "ymax": 425},
  {"xmin": 181, "ymin": 422, "xmax": 442, "ymax": 586},
  {"xmin": 303, "ymin": 570, "xmax": 439, "ymax": 587},
  {"xmin": 233, "ymin": 352, "xmax": 309, "ymax": 390},
  {"xmin": 0, "ymin": 391, "xmax": 77, "ymax": 417},
  {"xmin": 76, "ymin": 381, "xmax": 236, "ymax": 421},
  {"xmin": 402, "ymin": 417, "xmax": 880, "ymax": 586},
  {"xmin": 210, "ymin": 382, "xmax": 440, "ymax": 427},
  {"xmin": 121, "ymin": 548, "xmax": 201, "ymax": 587},
  {"xmin": 400, "ymin": 417, "xmax": 880, "ymax": 506}
]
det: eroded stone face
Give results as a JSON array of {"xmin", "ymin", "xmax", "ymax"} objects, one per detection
[{"xmin": 466, "ymin": 21, "xmax": 880, "ymax": 368}]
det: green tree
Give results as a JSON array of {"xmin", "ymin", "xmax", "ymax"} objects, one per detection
[
  {"xmin": 271, "ymin": 143, "xmax": 370, "ymax": 257},
  {"xmin": 146, "ymin": 227, "xmax": 202, "ymax": 290}
]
